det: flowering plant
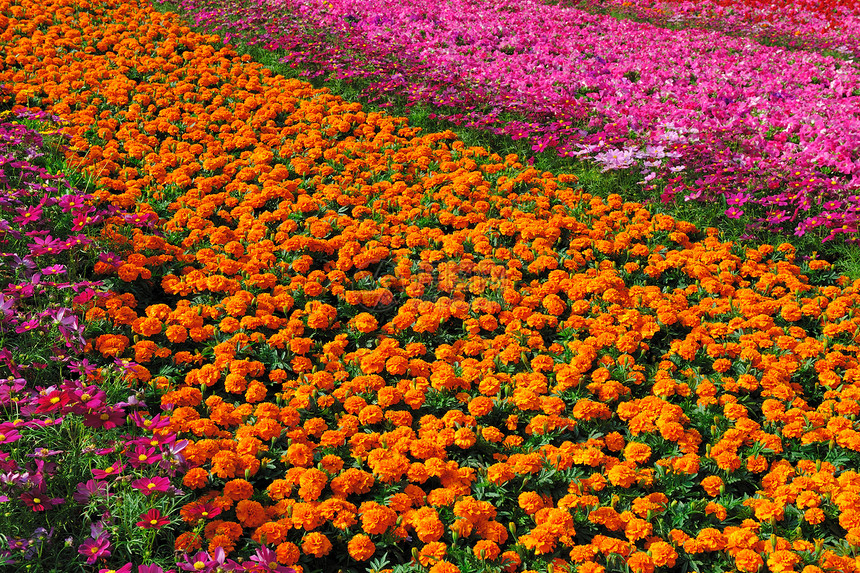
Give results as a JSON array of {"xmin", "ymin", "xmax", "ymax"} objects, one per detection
[{"xmin": 3, "ymin": 1, "xmax": 860, "ymax": 573}]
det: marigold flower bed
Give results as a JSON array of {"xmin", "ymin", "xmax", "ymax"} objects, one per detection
[{"xmin": 4, "ymin": 0, "xmax": 860, "ymax": 572}]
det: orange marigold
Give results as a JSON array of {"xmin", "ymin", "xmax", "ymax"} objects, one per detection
[
  {"xmin": 767, "ymin": 550, "xmax": 800, "ymax": 573},
  {"xmin": 347, "ymin": 534, "xmax": 375, "ymax": 561},
  {"xmin": 626, "ymin": 552, "xmax": 655, "ymax": 573},
  {"xmin": 183, "ymin": 467, "xmax": 209, "ymax": 489},
  {"xmin": 252, "ymin": 521, "xmax": 287, "ymax": 546},
  {"xmin": 165, "ymin": 324, "xmax": 188, "ymax": 343},
  {"xmin": 804, "ymin": 507, "xmax": 825, "ymax": 524},
  {"xmin": 469, "ymin": 396, "xmax": 494, "ymax": 418},
  {"xmin": 211, "ymin": 450, "xmax": 242, "ymax": 479},
  {"xmin": 518, "ymin": 491, "xmax": 545, "ymax": 515},
  {"xmin": 428, "ymin": 561, "xmax": 461, "ymax": 573},
  {"xmin": 410, "ymin": 507, "xmax": 444, "ymax": 543},
  {"xmin": 606, "ymin": 463, "xmax": 638, "ymax": 488},
  {"xmin": 95, "ymin": 334, "xmax": 129, "ymax": 358},
  {"xmin": 223, "ymin": 479, "xmax": 254, "ymax": 501},
  {"xmin": 623, "ymin": 442, "xmax": 652, "ymax": 464},
  {"xmin": 330, "ymin": 468, "xmax": 375, "ymax": 497},
  {"xmin": 301, "ymin": 532, "xmax": 332, "ymax": 557},
  {"xmin": 285, "ymin": 443, "xmax": 314, "ymax": 468},
  {"xmin": 359, "ymin": 501, "xmax": 397, "ymax": 535},
  {"xmin": 701, "ymin": 475, "xmax": 724, "ymax": 497},
  {"xmin": 275, "ymin": 541, "xmax": 300, "ymax": 565},
  {"xmin": 235, "ymin": 499, "xmax": 268, "ymax": 529},
  {"xmin": 352, "ymin": 312, "xmax": 378, "ymax": 333},
  {"xmin": 417, "ymin": 541, "xmax": 447, "ymax": 566},
  {"xmin": 500, "ymin": 550, "xmax": 521, "ymax": 573},
  {"xmin": 207, "ymin": 534, "xmax": 235, "ymax": 555},
  {"xmin": 473, "ymin": 540, "xmax": 500, "ymax": 560},
  {"xmin": 734, "ymin": 549, "xmax": 764, "ymax": 573},
  {"xmin": 646, "ymin": 540, "xmax": 677, "ymax": 568},
  {"xmin": 174, "ymin": 531, "xmax": 202, "ymax": 553},
  {"xmin": 298, "ymin": 468, "xmax": 328, "ymax": 502}
]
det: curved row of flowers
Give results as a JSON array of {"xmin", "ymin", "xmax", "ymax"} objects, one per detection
[
  {"xmin": 574, "ymin": 0, "xmax": 860, "ymax": 58},
  {"xmin": 174, "ymin": 0, "xmax": 860, "ymax": 240},
  {"xmin": 4, "ymin": 0, "xmax": 860, "ymax": 572}
]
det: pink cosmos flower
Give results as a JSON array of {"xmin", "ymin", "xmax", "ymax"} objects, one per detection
[
  {"xmin": 73, "ymin": 479, "xmax": 109, "ymax": 503},
  {"xmin": 131, "ymin": 476, "xmax": 171, "ymax": 496},
  {"xmin": 138, "ymin": 565, "xmax": 174, "ymax": 573},
  {"xmin": 71, "ymin": 385, "xmax": 107, "ymax": 411},
  {"xmin": 0, "ymin": 428, "xmax": 21, "ymax": 444},
  {"xmin": 246, "ymin": 546, "xmax": 295, "ymax": 573},
  {"xmin": 13, "ymin": 205, "xmax": 42, "ymax": 226},
  {"xmin": 100, "ymin": 565, "xmax": 133, "ymax": 573},
  {"xmin": 177, "ymin": 551, "xmax": 217, "ymax": 572},
  {"xmin": 136, "ymin": 508, "xmax": 170, "ymax": 529},
  {"xmin": 182, "ymin": 501, "xmax": 222, "ymax": 521},
  {"xmin": 78, "ymin": 534, "xmax": 111, "ymax": 564},
  {"xmin": 128, "ymin": 412, "xmax": 170, "ymax": 431},
  {"xmin": 92, "ymin": 461, "xmax": 127, "ymax": 479},
  {"xmin": 15, "ymin": 319, "xmax": 41, "ymax": 334},
  {"xmin": 83, "ymin": 406, "xmax": 126, "ymax": 429},
  {"xmin": 20, "ymin": 488, "xmax": 64, "ymax": 512},
  {"xmin": 33, "ymin": 389, "xmax": 70, "ymax": 414},
  {"xmin": 129, "ymin": 431, "xmax": 176, "ymax": 450},
  {"xmin": 127, "ymin": 445, "xmax": 161, "ymax": 468}
]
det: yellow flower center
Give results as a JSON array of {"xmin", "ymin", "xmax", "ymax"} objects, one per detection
[
  {"xmin": 50, "ymin": 396, "xmax": 60, "ymax": 404},
  {"xmin": 194, "ymin": 562, "xmax": 205, "ymax": 570},
  {"xmin": 150, "ymin": 519, "xmax": 158, "ymax": 525},
  {"xmin": 147, "ymin": 483, "xmax": 156, "ymax": 489},
  {"xmin": 100, "ymin": 413, "xmax": 110, "ymax": 421},
  {"xmin": 138, "ymin": 454, "xmax": 148, "ymax": 461},
  {"xmin": 81, "ymin": 393, "xmax": 91, "ymax": 401},
  {"xmin": 32, "ymin": 498, "xmax": 41, "ymax": 504}
]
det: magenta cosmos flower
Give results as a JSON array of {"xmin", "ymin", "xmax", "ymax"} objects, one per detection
[
  {"xmin": 126, "ymin": 445, "xmax": 161, "ymax": 468},
  {"xmin": 78, "ymin": 534, "xmax": 111, "ymax": 564},
  {"xmin": 73, "ymin": 479, "xmax": 109, "ymax": 503},
  {"xmin": 20, "ymin": 488, "xmax": 63, "ymax": 512},
  {"xmin": 0, "ymin": 427, "xmax": 21, "ymax": 444},
  {"xmin": 83, "ymin": 406, "xmax": 126, "ymax": 429},
  {"xmin": 136, "ymin": 508, "xmax": 170, "ymax": 529},
  {"xmin": 99, "ymin": 564, "xmax": 133, "ymax": 573},
  {"xmin": 131, "ymin": 476, "xmax": 171, "ymax": 496},
  {"xmin": 182, "ymin": 501, "xmax": 222, "ymax": 521},
  {"xmin": 138, "ymin": 565, "xmax": 176, "ymax": 573},
  {"xmin": 246, "ymin": 546, "xmax": 295, "ymax": 573},
  {"xmin": 177, "ymin": 551, "xmax": 217, "ymax": 572},
  {"xmin": 92, "ymin": 461, "xmax": 127, "ymax": 479}
]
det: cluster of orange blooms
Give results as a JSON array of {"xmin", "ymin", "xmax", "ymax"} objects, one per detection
[{"xmin": 4, "ymin": 0, "xmax": 860, "ymax": 571}]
